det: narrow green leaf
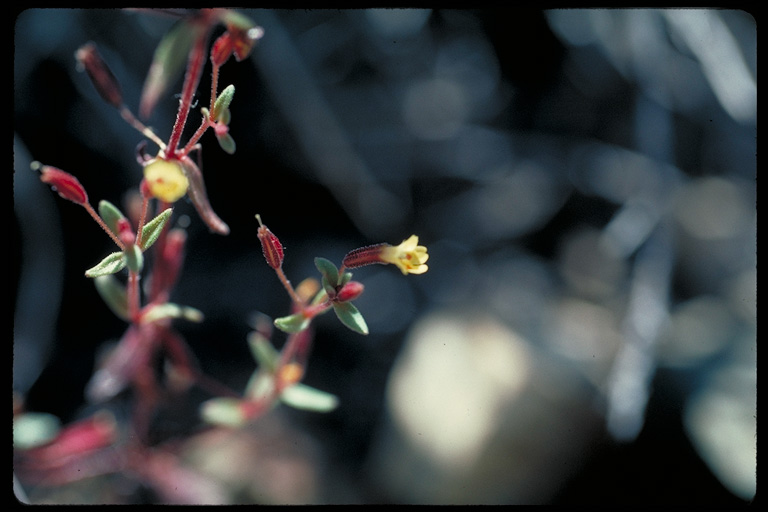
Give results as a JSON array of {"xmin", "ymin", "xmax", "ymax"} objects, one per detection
[
  {"xmin": 142, "ymin": 303, "xmax": 203, "ymax": 324},
  {"xmin": 86, "ymin": 252, "xmax": 126, "ymax": 278},
  {"xmin": 200, "ymin": 397, "xmax": 247, "ymax": 428},
  {"xmin": 216, "ymin": 132, "xmax": 236, "ymax": 154},
  {"xmin": 311, "ymin": 289, "xmax": 329, "ymax": 306},
  {"xmin": 140, "ymin": 208, "xmax": 173, "ymax": 251},
  {"xmin": 212, "ymin": 84, "xmax": 235, "ymax": 122},
  {"xmin": 333, "ymin": 301, "xmax": 369, "ymax": 335},
  {"xmin": 339, "ymin": 271, "xmax": 353, "ymax": 287},
  {"xmin": 280, "ymin": 383, "xmax": 339, "ymax": 412},
  {"xmin": 274, "ymin": 312, "xmax": 311, "ymax": 333},
  {"xmin": 321, "ymin": 275, "xmax": 336, "ymax": 297},
  {"xmin": 218, "ymin": 106, "xmax": 231, "ymax": 126},
  {"xmin": 13, "ymin": 412, "xmax": 62, "ymax": 450},
  {"xmin": 314, "ymin": 257, "xmax": 339, "ymax": 287},
  {"xmin": 139, "ymin": 18, "xmax": 202, "ymax": 119},
  {"xmin": 218, "ymin": 9, "xmax": 259, "ymax": 31},
  {"xmin": 124, "ymin": 244, "xmax": 143, "ymax": 273},
  {"xmin": 245, "ymin": 371, "xmax": 276, "ymax": 402},
  {"xmin": 98, "ymin": 200, "xmax": 126, "ymax": 238},
  {"xmin": 94, "ymin": 275, "xmax": 129, "ymax": 321},
  {"xmin": 247, "ymin": 331, "xmax": 279, "ymax": 372}
]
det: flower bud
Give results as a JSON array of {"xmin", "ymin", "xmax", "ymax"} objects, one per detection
[
  {"xmin": 116, "ymin": 217, "xmax": 135, "ymax": 246},
  {"xmin": 36, "ymin": 163, "xmax": 89, "ymax": 206},
  {"xmin": 335, "ymin": 281, "xmax": 364, "ymax": 302},
  {"xmin": 210, "ymin": 32, "xmax": 234, "ymax": 67},
  {"xmin": 75, "ymin": 42, "xmax": 123, "ymax": 109},
  {"xmin": 256, "ymin": 215, "xmax": 284, "ymax": 270},
  {"xmin": 277, "ymin": 362, "xmax": 304, "ymax": 388}
]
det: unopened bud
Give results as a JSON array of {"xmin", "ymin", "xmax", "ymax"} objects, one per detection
[
  {"xmin": 256, "ymin": 214, "xmax": 284, "ymax": 270},
  {"xmin": 336, "ymin": 281, "xmax": 364, "ymax": 302},
  {"xmin": 116, "ymin": 217, "xmax": 135, "ymax": 246},
  {"xmin": 75, "ymin": 42, "xmax": 123, "ymax": 109},
  {"xmin": 211, "ymin": 32, "xmax": 234, "ymax": 67},
  {"xmin": 277, "ymin": 362, "xmax": 304, "ymax": 388},
  {"xmin": 35, "ymin": 162, "xmax": 89, "ymax": 206}
]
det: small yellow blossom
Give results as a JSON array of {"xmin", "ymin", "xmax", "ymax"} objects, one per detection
[
  {"xmin": 380, "ymin": 235, "xmax": 429, "ymax": 275},
  {"xmin": 278, "ymin": 362, "xmax": 304, "ymax": 387},
  {"xmin": 143, "ymin": 158, "xmax": 189, "ymax": 203}
]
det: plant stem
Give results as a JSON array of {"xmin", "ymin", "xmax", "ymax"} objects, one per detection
[
  {"xmin": 127, "ymin": 271, "xmax": 141, "ymax": 322},
  {"xmin": 166, "ymin": 27, "xmax": 210, "ymax": 158},
  {"xmin": 120, "ymin": 107, "xmax": 166, "ymax": 151},
  {"xmin": 83, "ymin": 202, "xmax": 125, "ymax": 251},
  {"xmin": 275, "ymin": 267, "xmax": 304, "ymax": 306},
  {"xmin": 178, "ymin": 118, "xmax": 210, "ymax": 158}
]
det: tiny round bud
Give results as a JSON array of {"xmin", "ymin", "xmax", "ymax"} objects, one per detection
[{"xmin": 336, "ymin": 281, "xmax": 364, "ymax": 302}]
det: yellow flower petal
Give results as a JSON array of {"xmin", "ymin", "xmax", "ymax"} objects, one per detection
[
  {"xmin": 143, "ymin": 159, "xmax": 189, "ymax": 203},
  {"xmin": 381, "ymin": 235, "xmax": 429, "ymax": 275}
]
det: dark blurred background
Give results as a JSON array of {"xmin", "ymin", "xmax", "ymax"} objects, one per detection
[{"xmin": 14, "ymin": 8, "xmax": 756, "ymax": 505}]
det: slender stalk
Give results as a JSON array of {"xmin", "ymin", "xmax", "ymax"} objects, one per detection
[
  {"xmin": 83, "ymin": 202, "xmax": 125, "ymax": 251},
  {"xmin": 209, "ymin": 63, "xmax": 220, "ymax": 113},
  {"xmin": 127, "ymin": 271, "xmax": 141, "ymax": 322},
  {"xmin": 275, "ymin": 267, "xmax": 303, "ymax": 306},
  {"xmin": 178, "ymin": 117, "xmax": 211, "ymax": 158},
  {"xmin": 135, "ymin": 194, "xmax": 151, "ymax": 248},
  {"xmin": 166, "ymin": 28, "xmax": 210, "ymax": 158},
  {"xmin": 120, "ymin": 107, "xmax": 166, "ymax": 151}
]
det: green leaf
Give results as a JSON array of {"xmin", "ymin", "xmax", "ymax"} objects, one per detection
[
  {"xmin": 321, "ymin": 275, "xmax": 336, "ymax": 297},
  {"xmin": 216, "ymin": 132, "xmax": 236, "ymax": 154},
  {"xmin": 200, "ymin": 397, "xmax": 248, "ymax": 428},
  {"xmin": 274, "ymin": 312, "xmax": 311, "ymax": 334},
  {"xmin": 244, "ymin": 371, "xmax": 276, "ymax": 402},
  {"xmin": 310, "ymin": 289, "xmax": 329, "ymax": 306},
  {"xmin": 339, "ymin": 271, "xmax": 353, "ymax": 287},
  {"xmin": 98, "ymin": 200, "xmax": 127, "ymax": 238},
  {"xmin": 86, "ymin": 252, "xmax": 126, "ymax": 278},
  {"xmin": 218, "ymin": 106, "xmax": 231, "ymax": 126},
  {"xmin": 142, "ymin": 303, "xmax": 204, "ymax": 324},
  {"xmin": 212, "ymin": 84, "xmax": 235, "ymax": 122},
  {"xmin": 124, "ymin": 244, "xmax": 143, "ymax": 273},
  {"xmin": 332, "ymin": 301, "xmax": 369, "ymax": 335},
  {"xmin": 139, "ymin": 18, "xmax": 203, "ymax": 119},
  {"xmin": 247, "ymin": 331, "xmax": 279, "ymax": 372},
  {"xmin": 94, "ymin": 275, "xmax": 129, "ymax": 321},
  {"xmin": 140, "ymin": 208, "xmax": 173, "ymax": 251},
  {"xmin": 314, "ymin": 257, "xmax": 339, "ymax": 287},
  {"xmin": 13, "ymin": 412, "xmax": 62, "ymax": 450},
  {"xmin": 218, "ymin": 9, "xmax": 259, "ymax": 31},
  {"xmin": 280, "ymin": 383, "xmax": 339, "ymax": 412}
]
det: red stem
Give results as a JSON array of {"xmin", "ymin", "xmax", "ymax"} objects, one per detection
[{"xmin": 166, "ymin": 27, "xmax": 211, "ymax": 158}]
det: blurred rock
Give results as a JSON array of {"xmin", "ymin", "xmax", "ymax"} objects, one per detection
[{"xmin": 367, "ymin": 310, "xmax": 603, "ymax": 504}]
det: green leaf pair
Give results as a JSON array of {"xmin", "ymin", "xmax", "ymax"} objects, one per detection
[{"xmin": 85, "ymin": 202, "xmax": 172, "ymax": 278}]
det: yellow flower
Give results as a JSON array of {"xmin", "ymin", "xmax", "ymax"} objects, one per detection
[
  {"xmin": 380, "ymin": 235, "xmax": 429, "ymax": 275},
  {"xmin": 143, "ymin": 158, "xmax": 189, "ymax": 203}
]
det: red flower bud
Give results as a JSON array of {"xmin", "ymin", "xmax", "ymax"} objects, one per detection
[
  {"xmin": 75, "ymin": 42, "xmax": 123, "ymax": 109},
  {"xmin": 36, "ymin": 163, "xmax": 89, "ymax": 206},
  {"xmin": 211, "ymin": 32, "xmax": 234, "ymax": 67},
  {"xmin": 336, "ymin": 281, "xmax": 364, "ymax": 302},
  {"xmin": 256, "ymin": 215, "xmax": 284, "ymax": 270},
  {"xmin": 116, "ymin": 217, "xmax": 135, "ymax": 246}
]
